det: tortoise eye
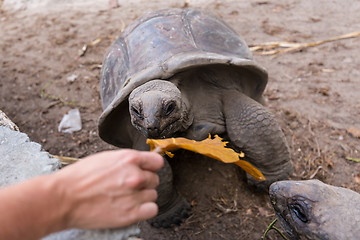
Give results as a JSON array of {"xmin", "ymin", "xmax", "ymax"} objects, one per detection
[
  {"xmin": 289, "ymin": 204, "xmax": 308, "ymax": 223},
  {"xmin": 131, "ymin": 107, "xmax": 142, "ymax": 119},
  {"xmin": 164, "ymin": 102, "xmax": 175, "ymax": 116}
]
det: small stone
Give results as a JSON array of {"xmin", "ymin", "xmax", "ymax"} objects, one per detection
[
  {"xmin": 67, "ymin": 74, "xmax": 78, "ymax": 83},
  {"xmin": 58, "ymin": 108, "xmax": 82, "ymax": 134}
]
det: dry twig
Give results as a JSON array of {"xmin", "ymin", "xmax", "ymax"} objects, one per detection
[
  {"xmin": 51, "ymin": 154, "xmax": 80, "ymax": 166},
  {"xmin": 78, "ymin": 36, "xmax": 117, "ymax": 57},
  {"xmin": 78, "ymin": 19, "xmax": 125, "ymax": 58},
  {"xmin": 250, "ymin": 31, "xmax": 360, "ymax": 55}
]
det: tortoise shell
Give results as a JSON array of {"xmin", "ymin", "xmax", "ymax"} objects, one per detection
[{"xmin": 98, "ymin": 8, "xmax": 268, "ymax": 147}]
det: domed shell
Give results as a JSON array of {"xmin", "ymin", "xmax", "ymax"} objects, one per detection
[{"xmin": 98, "ymin": 8, "xmax": 268, "ymax": 147}]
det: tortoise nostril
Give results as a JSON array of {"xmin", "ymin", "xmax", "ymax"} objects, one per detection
[
  {"xmin": 147, "ymin": 126, "xmax": 160, "ymax": 138},
  {"xmin": 147, "ymin": 126, "xmax": 158, "ymax": 131}
]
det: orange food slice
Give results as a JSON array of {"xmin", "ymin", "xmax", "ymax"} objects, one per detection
[{"xmin": 147, "ymin": 135, "xmax": 265, "ymax": 181}]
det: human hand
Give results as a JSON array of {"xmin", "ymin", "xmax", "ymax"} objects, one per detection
[{"xmin": 53, "ymin": 149, "xmax": 163, "ymax": 230}]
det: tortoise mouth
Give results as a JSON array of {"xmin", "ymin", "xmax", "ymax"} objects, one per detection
[
  {"xmin": 145, "ymin": 130, "xmax": 167, "ymax": 139},
  {"xmin": 142, "ymin": 130, "xmax": 175, "ymax": 140},
  {"xmin": 273, "ymin": 212, "xmax": 299, "ymax": 240},
  {"xmin": 138, "ymin": 119, "xmax": 181, "ymax": 139},
  {"xmin": 269, "ymin": 188, "xmax": 299, "ymax": 240}
]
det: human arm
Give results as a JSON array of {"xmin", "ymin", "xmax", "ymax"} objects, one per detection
[{"xmin": 0, "ymin": 149, "xmax": 163, "ymax": 240}]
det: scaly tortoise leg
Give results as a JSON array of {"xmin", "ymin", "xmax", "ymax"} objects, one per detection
[
  {"xmin": 148, "ymin": 158, "xmax": 190, "ymax": 228},
  {"xmin": 223, "ymin": 91, "xmax": 292, "ymax": 190}
]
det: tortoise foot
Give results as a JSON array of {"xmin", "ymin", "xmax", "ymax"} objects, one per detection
[{"xmin": 148, "ymin": 194, "xmax": 191, "ymax": 228}]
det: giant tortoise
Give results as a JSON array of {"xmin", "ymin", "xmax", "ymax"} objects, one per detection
[{"xmin": 98, "ymin": 8, "xmax": 292, "ymax": 227}]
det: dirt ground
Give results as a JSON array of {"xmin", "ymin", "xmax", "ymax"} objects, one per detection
[{"xmin": 1, "ymin": 0, "xmax": 359, "ymax": 239}]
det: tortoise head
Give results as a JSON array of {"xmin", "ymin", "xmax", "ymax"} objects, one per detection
[
  {"xmin": 128, "ymin": 80, "xmax": 193, "ymax": 139},
  {"xmin": 269, "ymin": 180, "xmax": 351, "ymax": 240}
]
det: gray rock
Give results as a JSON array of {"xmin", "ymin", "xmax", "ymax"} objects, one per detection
[
  {"xmin": 0, "ymin": 126, "xmax": 140, "ymax": 239},
  {"xmin": 0, "ymin": 110, "xmax": 19, "ymax": 131},
  {"xmin": 43, "ymin": 226, "xmax": 140, "ymax": 240},
  {"xmin": 0, "ymin": 126, "xmax": 60, "ymax": 187}
]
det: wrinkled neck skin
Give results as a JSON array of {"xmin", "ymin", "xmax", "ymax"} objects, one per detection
[
  {"xmin": 128, "ymin": 79, "xmax": 193, "ymax": 139},
  {"xmin": 269, "ymin": 180, "xmax": 360, "ymax": 240}
]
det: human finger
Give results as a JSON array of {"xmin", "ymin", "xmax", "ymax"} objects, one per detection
[
  {"xmin": 134, "ymin": 151, "xmax": 164, "ymax": 172},
  {"xmin": 136, "ymin": 188, "xmax": 158, "ymax": 203},
  {"xmin": 125, "ymin": 168, "xmax": 160, "ymax": 190},
  {"xmin": 113, "ymin": 190, "xmax": 158, "ymax": 226},
  {"xmin": 135, "ymin": 202, "xmax": 159, "ymax": 222}
]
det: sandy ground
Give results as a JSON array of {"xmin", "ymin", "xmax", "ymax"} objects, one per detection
[{"xmin": 1, "ymin": 0, "xmax": 360, "ymax": 239}]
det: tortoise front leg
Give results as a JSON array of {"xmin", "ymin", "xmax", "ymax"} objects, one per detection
[
  {"xmin": 132, "ymin": 135, "xmax": 190, "ymax": 227},
  {"xmin": 148, "ymin": 158, "xmax": 190, "ymax": 228},
  {"xmin": 223, "ymin": 91, "xmax": 292, "ymax": 190}
]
